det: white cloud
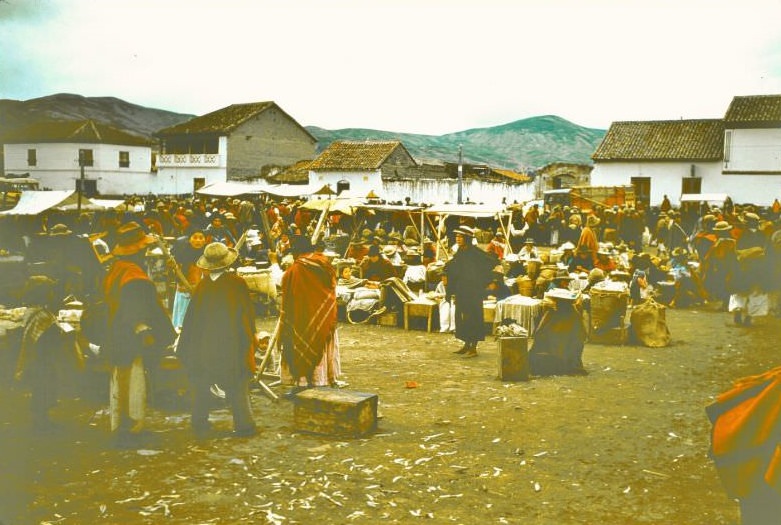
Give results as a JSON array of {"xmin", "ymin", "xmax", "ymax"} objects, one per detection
[{"xmin": 1, "ymin": 0, "xmax": 780, "ymax": 134}]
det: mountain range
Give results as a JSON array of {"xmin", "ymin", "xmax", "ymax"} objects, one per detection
[{"xmin": 0, "ymin": 93, "xmax": 606, "ymax": 170}]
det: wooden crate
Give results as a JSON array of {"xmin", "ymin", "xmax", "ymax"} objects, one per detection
[
  {"xmin": 497, "ymin": 336, "xmax": 530, "ymax": 381},
  {"xmin": 375, "ymin": 311, "xmax": 398, "ymax": 327},
  {"xmin": 293, "ymin": 388, "xmax": 379, "ymax": 438}
]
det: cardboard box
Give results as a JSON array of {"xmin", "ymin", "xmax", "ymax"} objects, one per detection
[
  {"xmin": 497, "ymin": 336, "xmax": 530, "ymax": 381},
  {"xmin": 293, "ymin": 388, "xmax": 378, "ymax": 438}
]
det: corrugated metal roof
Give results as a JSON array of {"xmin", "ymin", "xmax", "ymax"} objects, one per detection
[
  {"xmin": 724, "ymin": 94, "xmax": 781, "ymax": 124},
  {"xmin": 156, "ymin": 102, "xmax": 276, "ymax": 135},
  {"xmin": 592, "ymin": 119, "xmax": 724, "ymax": 162},
  {"xmin": 2, "ymin": 120, "xmax": 152, "ymax": 146},
  {"xmin": 309, "ymin": 140, "xmax": 409, "ymax": 170}
]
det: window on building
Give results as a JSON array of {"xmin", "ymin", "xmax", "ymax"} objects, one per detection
[
  {"xmin": 27, "ymin": 149, "xmax": 37, "ymax": 166},
  {"xmin": 723, "ymin": 131, "xmax": 731, "ymax": 163},
  {"xmin": 78, "ymin": 149, "xmax": 94, "ymax": 167},
  {"xmin": 119, "ymin": 151, "xmax": 130, "ymax": 168}
]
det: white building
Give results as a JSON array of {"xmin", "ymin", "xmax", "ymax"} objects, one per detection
[
  {"xmin": 591, "ymin": 94, "xmax": 781, "ymax": 206},
  {"xmin": 155, "ymin": 101, "xmax": 317, "ymax": 195},
  {"xmin": 3, "ymin": 120, "xmax": 155, "ymax": 196}
]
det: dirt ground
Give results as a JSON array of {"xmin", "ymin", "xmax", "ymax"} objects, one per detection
[{"xmin": 1, "ymin": 300, "xmax": 779, "ymax": 525}]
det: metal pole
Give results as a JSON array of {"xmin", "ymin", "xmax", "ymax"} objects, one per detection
[
  {"xmin": 457, "ymin": 144, "xmax": 463, "ymax": 204},
  {"xmin": 77, "ymin": 150, "xmax": 85, "ymax": 214}
]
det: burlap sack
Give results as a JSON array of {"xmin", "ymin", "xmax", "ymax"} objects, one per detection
[{"xmin": 629, "ymin": 298, "xmax": 671, "ymax": 347}]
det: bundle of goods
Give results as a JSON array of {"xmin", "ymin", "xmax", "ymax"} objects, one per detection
[
  {"xmin": 588, "ymin": 280, "xmax": 629, "ymax": 344},
  {"xmin": 629, "ymin": 297, "xmax": 671, "ymax": 347}
]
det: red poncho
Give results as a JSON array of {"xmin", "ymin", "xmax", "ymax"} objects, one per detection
[{"xmin": 279, "ymin": 252, "xmax": 337, "ymax": 383}]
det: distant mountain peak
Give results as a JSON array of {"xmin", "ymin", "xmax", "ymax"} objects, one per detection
[{"xmin": 0, "ymin": 94, "xmax": 605, "ymax": 170}]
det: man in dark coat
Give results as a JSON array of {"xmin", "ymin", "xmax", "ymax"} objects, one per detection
[
  {"xmin": 104, "ymin": 222, "xmax": 176, "ymax": 446},
  {"xmin": 177, "ymin": 241, "xmax": 257, "ymax": 438},
  {"xmin": 445, "ymin": 226, "xmax": 494, "ymax": 357}
]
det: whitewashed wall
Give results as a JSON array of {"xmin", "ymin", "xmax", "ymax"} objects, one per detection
[
  {"xmin": 591, "ymin": 161, "xmax": 781, "ymax": 206},
  {"xmin": 381, "ymin": 179, "xmax": 536, "ymax": 206},
  {"xmin": 725, "ymin": 128, "xmax": 781, "ymax": 172},
  {"xmin": 3, "ymin": 142, "xmax": 159, "ymax": 194},
  {"xmin": 309, "ymin": 170, "xmax": 383, "ymax": 197}
]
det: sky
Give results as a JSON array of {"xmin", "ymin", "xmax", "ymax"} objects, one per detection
[{"xmin": 1, "ymin": 0, "xmax": 780, "ymax": 135}]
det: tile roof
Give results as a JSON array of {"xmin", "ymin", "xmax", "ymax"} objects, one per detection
[
  {"xmin": 724, "ymin": 94, "xmax": 781, "ymax": 124},
  {"xmin": 266, "ymin": 160, "xmax": 312, "ymax": 184},
  {"xmin": 2, "ymin": 120, "xmax": 152, "ymax": 146},
  {"xmin": 309, "ymin": 140, "xmax": 410, "ymax": 170},
  {"xmin": 592, "ymin": 119, "xmax": 724, "ymax": 162},
  {"xmin": 156, "ymin": 102, "xmax": 276, "ymax": 135},
  {"xmin": 491, "ymin": 168, "xmax": 532, "ymax": 183}
]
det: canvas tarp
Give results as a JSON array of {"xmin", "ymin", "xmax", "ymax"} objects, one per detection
[{"xmin": 0, "ymin": 191, "xmax": 117, "ymax": 215}]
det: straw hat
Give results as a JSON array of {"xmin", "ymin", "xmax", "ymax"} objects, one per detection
[
  {"xmin": 382, "ymin": 245, "xmax": 397, "ymax": 257},
  {"xmin": 713, "ymin": 221, "xmax": 732, "ymax": 231},
  {"xmin": 197, "ymin": 242, "xmax": 238, "ymax": 271},
  {"xmin": 112, "ymin": 221, "xmax": 156, "ymax": 256}
]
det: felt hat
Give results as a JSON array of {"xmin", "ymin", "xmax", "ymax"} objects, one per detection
[
  {"xmin": 48, "ymin": 223, "xmax": 73, "ymax": 236},
  {"xmin": 713, "ymin": 221, "xmax": 732, "ymax": 231},
  {"xmin": 454, "ymin": 225, "xmax": 475, "ymax": 237},
  {"xmin": 553, "ymin": 269, "xmax": 574, "ymax": 281},
  {"xmin": 112, "ymin": 221, "xmax": 156, "ymax": 256},
  {"xmin": 197, "ymin": 242, "xmax": 239, "ymax": 271},
  {"xmin": 23, "ymin": 275, "xmax": 57, "ymax": 304},
  {"xmin": 588, "ymin": 268, "xmax": 606, "ymax": 284},
  {"xmin": 586, "ymin": 215, "xmax": 601, "ymax": 228},
  {"xmin": 559, "ymin": 241, "xmax": 576, "ymax": 251},
  {"xmin": 382, "ymin": 245, "xmax": 397, "ymax": 257}
]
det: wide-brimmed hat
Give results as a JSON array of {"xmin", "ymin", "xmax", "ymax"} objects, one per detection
[
  {"xmin": 588, "ymin": 268, "xmax": 606, "ymax": 284},
  {"xmin": 454, "ymin": 226, "xmax": 475, "ymax": 237},
  {"xmin": 48, "ymin": 223, "xmax": 73, "ymax": 236},
  {"xmin": 382, "ymin": 245, "xmax": 397, "ymax": 257},
  {"xmin": 586, "ymin": 215, "xmax": 601, "ymax": 227},
  {"xmin": 559, "ymin": 241, "xmax": 575, "ymax": 251},
  {"xmin": 197, "ymin": 242, "xmax": 238, "ymax": 271},
  {"xmin": 713, "ymin": 221, "xmax": 732, "ymax": 231},
  {"xmin": 23, "ymin": 275, "xmax": 57, "ymax": 304},
  {"xmin": 112, "ymin": 221, "xmax": 156, "ymax": 256}
]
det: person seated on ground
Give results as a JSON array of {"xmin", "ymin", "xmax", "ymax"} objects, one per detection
[
  {"xmin": 518, "ymin": 238, "xmax": 539, "ymax": 261},
  {"xmin": 569, "ymin": 244, "xmax": 594, "ymax": 274},
  {"xmin": 486, "ymin": 231, "xmax": 507, "ymax": 260},
  {"xmin": 594, "ymin": 248, "xmax": 617, "ymax": 273},
  {"xmin": 547, "ymin": 269, "xmax": 575, "ymax": 293},
  {"xmin": 667, "ymin": 247, "xmax": 705, "ymax": 308},
  {"xmin": 360, "ymin": 244, "xmax": 395, "ymax": 287},
  {"xmin": 629, "ymin": 269, "xmax": 655, "ymax": 305},
  {"xmin": 401, "ymin": 251, "xmax": 427, "ymax": 293},
  {"xmin": 383, "ymin": 244, "xmax": 403, "ymax": 266},
  {"xmin": 485, "ymin": 270, "xmax": 512, "ymax": 301},
  {"xmin": 558, "ymin": 241, "xmax": 576, "ymax": 268}
]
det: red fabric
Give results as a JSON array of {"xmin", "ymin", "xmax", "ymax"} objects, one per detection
[
  {"xmin": 709, "ymin": 366, "xmax": 781, "ymax": 498},
  {"xmin": 279, "ymin": 252, "xmax": 337, "ymax": 382},
  {"xmin": 104, "ymin": 260, "xmax": 151, "ymax": 314}
]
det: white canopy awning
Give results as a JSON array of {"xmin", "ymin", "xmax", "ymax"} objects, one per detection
[
  {"xmin": 196, "ymin": 181, "xmax": 265, "ymax": 197},
  {"xmin": 423, "ymin": 203, "xmax": 507, "ymax": 218},
  {"xmin": 1, "ymin": 191, "xmax": 124, "ymax": 215},
  {"xmin": 680, "ymin": 193, "xmax": 729, "ymax": 203}
]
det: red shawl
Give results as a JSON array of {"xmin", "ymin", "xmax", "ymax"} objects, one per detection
[
  {"xmin": 708, "ymin": 366, "xmax": 781, "ymax": 498},
  {"xmin": 104, "ymin": 260, "xmax": 151, "ymax": 315},
  {"xmin": 279, "ymin": 252, "xmax": 337, "ymax": 382}
]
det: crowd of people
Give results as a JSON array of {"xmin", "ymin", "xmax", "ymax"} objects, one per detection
[{"xmin": 2, "ymin": 192, "xmax": 781, "ymax": 448}]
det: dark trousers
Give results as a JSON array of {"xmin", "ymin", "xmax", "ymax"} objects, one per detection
[{"xmin": 191, "ymin": 378, "xmax": 255, "ymax": 433}]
